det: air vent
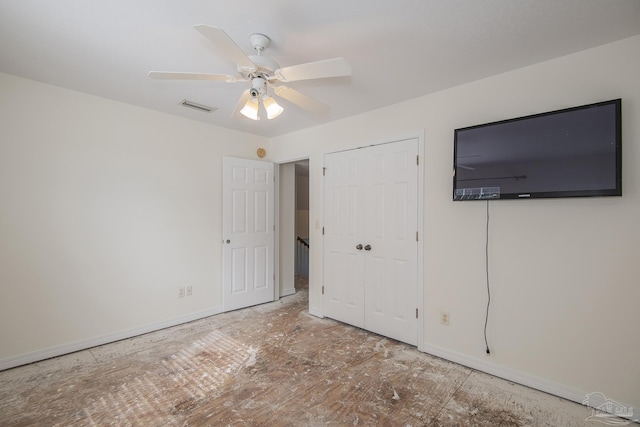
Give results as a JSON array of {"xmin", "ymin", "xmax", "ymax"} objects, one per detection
[{"xmin": 180, "ymin": 99, "xmax": 216, "ymax": 113}]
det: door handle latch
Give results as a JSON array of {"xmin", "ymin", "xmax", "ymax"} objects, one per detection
[{"xmin": 364, "ymin": 244, "xmax": 372, "ymax": 251}]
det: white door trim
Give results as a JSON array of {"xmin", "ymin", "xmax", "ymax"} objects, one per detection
[
  {"xmin": 274, "ymin": 157, "xmax": 311, "ymax": 300},
  {"xmin": 416, "ymin": 134, "xmax": 425, "ymax": 351}
]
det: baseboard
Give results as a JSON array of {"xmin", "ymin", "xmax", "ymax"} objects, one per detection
[
  {"xmin": 280, "ymin": 287, "xmax": 296, "ymax": 297},
  {"xmin": 420, "ymin": 343, "xmax": 637, "ymax": 422},
  {"xmin": 0, "ymin": 306, "xmax": 223, "ymax": 371}
]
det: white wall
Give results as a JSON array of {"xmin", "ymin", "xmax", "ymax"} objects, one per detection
[
  {"xmin": 0, "ymin": 72, "xmax": 266, "ymax": 367},
  {"xmin": 268, "ymin": 35, "xmax": 640, "ymax": 411}
]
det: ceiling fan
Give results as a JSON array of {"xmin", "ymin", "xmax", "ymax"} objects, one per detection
[{"xmin": 148, "ymin": 25, "xmax": 352, "ymax": 120}]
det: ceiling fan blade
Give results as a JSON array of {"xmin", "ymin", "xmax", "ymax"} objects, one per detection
[
  {"xmin": 274, "ymin": 86, "xmax": 330, "ymax": 115},
  {"xmin": 148, "ymin": 71, "xmax": 241, "ymax": 82},
  {"xmin": 193, "ymin": 25, "xmax": 255, "ymax": 69},
  {"xmin": 232, "ymin": 89, "xmax": 251, "ymax": 119},
  {"xmin": 274, "ymin": 57, "xmax": 351, "ymax": 82}
]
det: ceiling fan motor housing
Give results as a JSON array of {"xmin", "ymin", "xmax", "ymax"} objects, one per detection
[
  {"xmin": 237, "ymin": 33, "xmax": 280, "ymax": 82},
  {"xmin": 250, "ymin": 77, "xmax": 267, "ymax": 98},
  {"xmin": 239, "ymin": 55, "xmax": 280, "ymax": 80}
]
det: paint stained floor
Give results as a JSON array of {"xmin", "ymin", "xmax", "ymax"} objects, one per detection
[{"xmin": 0, "ymin": 280, "xmax": 606, "ymax": 426}]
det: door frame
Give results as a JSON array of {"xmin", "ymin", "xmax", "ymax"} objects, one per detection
[
  {"xmin": 320, "ymin": 135, "xmax": 425, "ymax": 349},
  {"xmin": 274, "ymin": 155, "xmax": 310, "ymax": 302}
]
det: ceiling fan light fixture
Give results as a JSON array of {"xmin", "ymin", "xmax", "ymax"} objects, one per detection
[
  {"xmin": 263, "ymin": 96, "xmax": 284, "ymax": 119},
  {"xmin": 240, "ymin": 98, "xmax": 260, "ymax": 120}
]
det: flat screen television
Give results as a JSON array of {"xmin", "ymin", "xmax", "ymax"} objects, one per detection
[{"xmin": 453, "ymin": 99, "xmax": 621, "ymax": 200}]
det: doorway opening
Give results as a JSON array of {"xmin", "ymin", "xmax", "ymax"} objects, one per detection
[
  {"xmin": 294, "ymin": 160, "xmax": 309, "ymax": 292},
  {"xmin": 277, "ymin": 159, "xmax": 310, "ymax": 297}
]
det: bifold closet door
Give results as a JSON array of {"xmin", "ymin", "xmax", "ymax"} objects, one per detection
[
  {"xmin": 323, "ymin": 139, "xmax": 418, "ymax": 345},
  {"xmin": 361, "ymin": 141, "xmax": 418, "ymax": 345},
  {"xmin": 323, "ymin": 148, "xmax": 366, "ymax": 328}
]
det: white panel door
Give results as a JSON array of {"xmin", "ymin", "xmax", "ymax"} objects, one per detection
[
  {"xmin": 323, "ymin": 150, "xmax": 366, "ymax": 328},
  {"xmin": 223, "ymin": 157, "xmax": 275, "ymax": 311},
  {"xmin": 362, "ymin": 140, "xmax": 418, "ymax": 345},
  {"xmin": 323, "ymin": 139, "xmax": 419, "ymax": 345}
]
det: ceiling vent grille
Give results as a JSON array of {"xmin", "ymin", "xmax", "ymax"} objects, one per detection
[{"xmin": 180, "ymin": 99, "xmax": 216, "ymax": 113}]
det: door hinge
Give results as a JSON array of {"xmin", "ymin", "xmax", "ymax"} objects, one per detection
[
  {"xmin": 416, "ymin": 231, "xmax": 419, "ymax": 241},
  {"xmin": 416, "ymin": 308, "xmax": 419, "ymax": 318},
  {"xmin": 273, "ymin": 273, "xmax": 275, "ymax": 281},
  {"xmin": 322, "ymin": 226, "xmax": 325, "ymax": 235},
  {"xmin": 323, "ymin": 167, "xmax": 326, "ymax": 176},
  {"xmin": 273, "ymin": 224, "xmax": 276, "ymax": 231},
  {"xmin": 416, "ymin": 155, "xmax": 419, "ymax": 166},
  {"xmin": 322, "ymin": 285, "xmax": 325, "ymax": 295}
]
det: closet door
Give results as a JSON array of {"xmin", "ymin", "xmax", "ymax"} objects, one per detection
[
  {"xmin": 323, "ymin": 149, "xmax": 366, "ymax": 328},
  {"xmin": 362, "ymin": 140, "xmax": 418, "ymax": 345},
  {"xmin": 323, "ymin": 139, "xmax": 419, "ymax": 345}
]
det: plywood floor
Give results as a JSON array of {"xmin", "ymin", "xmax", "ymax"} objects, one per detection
[{"xmin": 0, "ymin": 280, "xmax": 606, "ymax": 426}]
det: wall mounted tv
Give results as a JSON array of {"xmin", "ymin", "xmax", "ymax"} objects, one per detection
[{"xmin": 453, "ymin": 99, "xmax": 621, "ymax": 200}]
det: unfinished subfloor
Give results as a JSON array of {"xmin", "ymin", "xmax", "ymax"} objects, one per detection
[{"xmin": 0, "ymin": 281, "xmax": 608, "ymax": 426}]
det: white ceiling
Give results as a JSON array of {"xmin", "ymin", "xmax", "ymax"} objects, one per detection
[{"xmin": 1, "ymin": 0, "xmax": 639, "ymax": 138}]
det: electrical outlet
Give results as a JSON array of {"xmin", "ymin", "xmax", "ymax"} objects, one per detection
[
  {"xmin": 186, "ymin": 286, "xmax": 192, "ymax": 296},
  {"xmin": 178, "ymin": 287, "xmax": 185, "ymax": 298},
  {"xmin": 440, "ymin": 311, "xmax": 450, "ymax": 326}
]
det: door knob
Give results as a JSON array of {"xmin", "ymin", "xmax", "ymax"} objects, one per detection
[
  {"xmin": 364, "ymin": 244, "xmax": 372, "ymax": 251},
  {"xmin": 356, "ymin": 244, "xmax": 363, "ymax": 250},
  {"xmin": 226, "ymin": 239, "xmax": 231, "ymax": 244}
]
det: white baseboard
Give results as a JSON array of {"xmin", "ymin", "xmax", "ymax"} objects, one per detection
[
  {"xmin": 280, "ymin": 287, "xmax": 296, "ymax": 297},
  {"xmin": 420, "ymin": 343, "xmax": 637, "ymax": 422},
  {"xmin": 0, "ymin": 306, "xmax": 223, "ymax": 371}
]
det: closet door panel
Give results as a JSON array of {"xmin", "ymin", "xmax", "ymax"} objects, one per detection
[
  {"xmin": 363, "ymin": 140, "xmax": 419, "ymax": 345},
  {"xmin": 323, "ymin": 150, "xmax": 365, "ymax": 328}
]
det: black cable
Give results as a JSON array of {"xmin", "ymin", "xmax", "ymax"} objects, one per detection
[{"xmin": 484, "ymin": 200, "xmax": 491, "ymax": 355}]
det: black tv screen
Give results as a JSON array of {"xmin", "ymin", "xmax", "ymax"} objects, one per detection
[{"xmin": 453, "ymin": 99, "xmax": 621, "ymax": 200}]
